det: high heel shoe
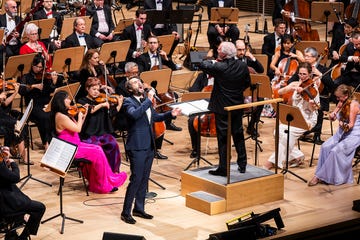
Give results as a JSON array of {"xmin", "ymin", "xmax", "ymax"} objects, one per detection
[{"xmin": 308, "ymin": 176, "xmax": 319, "ymax": 186}]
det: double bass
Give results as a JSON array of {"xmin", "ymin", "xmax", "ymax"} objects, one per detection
[
  {"xmin": 283, "ymin": 0, "xmax": 319, "ymax": 41},
  {"xmin": 345, "ymin": 0, "xmax": 360, "ymax": 21}
]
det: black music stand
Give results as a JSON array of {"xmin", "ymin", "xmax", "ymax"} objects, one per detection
[
  {"xmin": 19, "ymin": 100, "xmax": 52, "ymax": 189},
  {"xmin": 145, "ymin": 9, "xmax": 194, "ymax": 25},
  {"xmin": 278, "ymin": 103, "xmax": 309, "ymax": 183},
  {"xmin": 40, "ymin": 137, "xmax": 83, "ymax": 234}
]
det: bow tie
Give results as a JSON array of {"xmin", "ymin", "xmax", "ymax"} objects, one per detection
[
  {"xmin": 46, "ymin": 11, "xmax": 53, "ymax": 16},
  {"xmin": 152, "ymin": 54, "xmax": 158, "ymax": 58},
  {"xmin": 96, "ymin": 7, "xmax": 103, "ymax": 10},
  {"xmin": 8, "ymin": 17, "xmax": 14, "ymax": 21},
  {"xmin": 345, "ymin": 35, "xmax": 350, "ymax": 40},
  {"xmin": 78, "ymin": 35, "xmax": 85, "ymax": 38},
  {"xmin": 156, "ymin": 0, "xmax": 162, "ymax": 3},
  {"xmin": 276, "ymin": 37, "xmax": 281, "ymax": 41},
  {"xmin": 136, "ymin": 25, "xmax": 143, "ymax": 31}
]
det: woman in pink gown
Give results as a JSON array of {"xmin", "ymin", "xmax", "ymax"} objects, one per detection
[{"xmin": 50, "ymin": 90, "xmax": 127, "ymax": 193}]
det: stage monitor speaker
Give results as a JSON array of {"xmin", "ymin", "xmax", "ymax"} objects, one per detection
[
  {"xmin": 102, "ymin": 232, "xmax": 146, "ymax": 240},
  {"xmin": 188, "ymin": 51, "xmax": 208, "ymax": 70},
  {"xmin": 209, "ymin": 225, "xmax": 257, "ymax": 240}
]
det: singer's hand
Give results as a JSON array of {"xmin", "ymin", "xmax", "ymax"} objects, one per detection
[{"xmin": 146, "ymin": 88, "xmax": 155, "ymax": 101}]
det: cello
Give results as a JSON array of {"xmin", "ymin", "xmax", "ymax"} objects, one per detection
[
  {"xmin": 282, "ymin": 0, "xmax": 320, "ymax": 41},
  {"xmin": 345, "ymin": 0, "xmax": 360, "ymax": 21}
]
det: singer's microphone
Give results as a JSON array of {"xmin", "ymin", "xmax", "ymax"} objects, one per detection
[{"xmin": 145, "ymin": 88, "xmax": 162, "ymax": 103}]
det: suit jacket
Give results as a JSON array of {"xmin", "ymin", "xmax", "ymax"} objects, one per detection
[
  {"xmin": 136, "ymin": 52, "xmax": 176, "ymax": 72},
  {"xmin": 329, "ymin": 23, "xmax": 346, "ymax": 58},
  {"xmin": 121, "ymin": 23, "xmax": 153, "ymax": 60},
  {"xmin": 143, "ymin": 0, "xmax": 177, "ymax": 34},
  {"xmin": 123, "ymin": 96, "xmax": 173, "ymax": 151},
  {"xmin": 199, "ymin": 58, "xmax": 251, "ymax": 115},
  {"xmin": 262, "ymin": 32, "xmax": 276, "ymax": 67},
  {"xmin": 0, "ymin": 14, "xmax": 21, "ymax": 44},
  {"xmin": 86, "ymin": 4, "xmax": 115, "ymax": 36},
  {"xmin": 62, "ymin": 32, "xmax": 99, "ymax": 49},
  {"xmin": 33, "ymin": 7, "xmax": 63, "ymax": 34},
  {"xmin": 273, "ymin": 0, "xmax": 286, "ymax": 21},
  {"xmin": 0, "ymin": 161, "xmax": 31, "ymax": 215},
  {"xmin": 339, "ymin": 42, "xmax": 360, "ymax": 73}
]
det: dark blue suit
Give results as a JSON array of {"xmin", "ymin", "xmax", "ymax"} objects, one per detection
[{"xmin": 122, "ymin": 96, "xmax": 173, "ymax": 215}]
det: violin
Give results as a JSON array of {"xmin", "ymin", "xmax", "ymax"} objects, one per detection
[
  {"xmin": 299, "ymin": 78, "xmax": 319, "ymax": 105},
  {"xmin": 67, "ymin": 104, "xmax": 87, "ymax": 117},
  {"xmin": 94, "ymin": 93, "xmax": 119, "ymax": 105}
]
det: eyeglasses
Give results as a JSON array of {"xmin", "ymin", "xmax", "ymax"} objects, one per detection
[
  {"xmin": 29, "ymin": 33, "xmax": 38, "ymax": 36},
  {"xmin": 33, "ymin": 65, "xmax": 43, "ymax": 69}
]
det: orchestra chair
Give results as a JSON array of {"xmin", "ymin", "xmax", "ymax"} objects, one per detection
[
  {"xmin": 352, "ymin": 146, "xmax": 360, "ymax": 184},
  {"xmin": 0, "ymin": 212, "xmax": 26, "ymax": 240}
]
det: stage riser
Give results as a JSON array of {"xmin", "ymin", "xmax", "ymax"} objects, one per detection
[
  {"xmin": 181, "ymin": 172, "xmax": 284, "ymax": 213},
  {"xmin": 186, "ymin": 191, "xmax": 226, "ymax": 215}
]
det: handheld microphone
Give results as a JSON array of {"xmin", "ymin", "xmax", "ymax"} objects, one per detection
[{"xmin": 145, "ymin": 88, "xmax": 162, "ymax": 103}]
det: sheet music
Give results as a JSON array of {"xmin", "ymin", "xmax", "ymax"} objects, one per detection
[
  {"xmin": 40, "ymin": 138, "xmax": 78, "ymax": 177},
  {"xmin": 170, "ymin": 99, "xmax": 210, "ymax": 116},
  {"xmin": 18, "ymin": 99, "xmax": 33, "ymax": 133}
]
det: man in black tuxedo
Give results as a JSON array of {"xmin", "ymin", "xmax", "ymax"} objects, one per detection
[
  {"xmin": 33, "ymin": 0, "xmax": 63, "ymax": 52},
  {"xmin": 329, "ymin": 17, "xmax": 358, "ymax": 67},
  {"xmin": 199, "ymin": 41, "xmax": 250, "ymax": 176},
  {"xmin": 0, "ymin": 146, "xmax": 46, "ymax": 240},
  {"xmin": 62, "ymin": 17, "xmax": 99, "ymax": 51},
  {"xmin": 207, "ymin": 0, "xmax": 240, "ymax": 56},
  {"xmin": 121, "ymin": 9, "xmax": 153, "ymax": 61},
  {"xmin": 143, "ymin": 0, "xmax": 180, "ymax": 59},
  {"xmin": 261, "ymin": 18, "xmax": 286, "ymax": 76},
  {"xmin": 86, "ymin": 0, "xmax": 116, "ymax": 46},
  {"xmin": 0, "ymin": 0, "xmax": 22, "ymax": 71}
]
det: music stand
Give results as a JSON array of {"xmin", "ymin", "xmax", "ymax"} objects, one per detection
[
  {"xmin": 311, "ymin": 2, "xmax": 344, "ymax": 43},
  {"xmin": 244, "ymin": 74, "xmax": 272, "ymax": 165},
  {"xmin": 19, "ymin": 0, "xmax": 32, "ymax": 15},
  {"xmin": 278, "ymin": 103, "xmax": 309, "ymax": 183},
  {"xmin": 44, "ymin": 82, "xmax": 81, "ymax": 112},
  {"xmin": 113, "ymin": 18, "xmax": 134, "ymax": 35},
  {"xmin": 59, "ymin": 16, "xmax": 92, "ymax": 41},
  {"xmin": 4, "ymin": 53, "xmax": 37, "ymax": 79},
  {"xmin": 27, "ymin": 18, "xmax": 56, "ymax": 40},
  {"xmin": 19, "ymin": 99, "xmax": 52, "ymax": 189},
  {"xmin": 40, "ymin": 137, "xmax": 83, "ymax": 234},
  {"xmin": 210, "ymin": 7, "xmax": 239, "ymax": 25},
  {"xmin": 143, "ymin": 34, "xmax": 175, "ymax": 55},
  {"xmin": 52, "ymin": 46, "xmax": 85, "ymax": 73},
  {"xmin": 140, "ymin": 68, "xmax": 172, "ymax": 94}
]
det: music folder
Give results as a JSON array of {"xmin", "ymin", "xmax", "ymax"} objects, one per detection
[{"xmin": 169, "ymin": 99, "xmax": 210, "ymax": 116}]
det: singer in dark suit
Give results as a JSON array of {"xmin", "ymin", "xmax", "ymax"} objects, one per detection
[
  {"xmin": 0, "ymin": 147, "xmax": 46, "ymax": 240},
  {"xmin": 120, "ymin": 77, "xmax": 181, "ymax": 224},
  {"xmin": 199, "ymin": 41, "xmax": 250, "ymax": 176}
]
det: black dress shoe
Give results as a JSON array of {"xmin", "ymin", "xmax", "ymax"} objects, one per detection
[
  {"xmin": 190, "ymin": 150, "xmax": 197, "ymax": 158},
  {"xmin": 208, "ymin": 168, "xmax": 227, "ymax": 176},
  {"xmin": 110, "ymin": 187, "xmax": 118, "ymax": 192},
  {"xmin": 121, "ymin": 214, "xmax": 136, "ymax": 224},
  {"xmin": 166, "ymin": 122, "xmax": 182, "ymax": 131},
  {"xmin": 132, "ymin": 210, "xmax": 154, "ymax": 219},
  {"xmin": 238, "ymin": 166, "xmax": 246, "ymax": 173},
  {"xmin": 155, "ymin": 151, "xmax": 168, "ymax": 159}
]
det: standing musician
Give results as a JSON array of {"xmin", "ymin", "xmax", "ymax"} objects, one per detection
[
  {"xmin": 78, "ymin": 77, "xmax": 124, "ymax": 173},
  {"xmin": 199, "ymin": 41, "xmax": 250, "ymax": 176},
  {"xmin": 33, "ymin": 0, "xmax": 63, "ymax": 52},
  {"xmin": 329, "ymin": 17, "xmax": 358, "ymax": 67},
  {"xmin": 333, "ymin": 31, "xmax": 360, "ymax": 90},
  {"xmin": 121, "ymin": 9, "xmax": 153, "ymax": 61},
  {"xmin": 262, "ymin": 18, "xmax": 287, "ymax": 76},
  {"xmin": 272, "ymin": 0, "xmax": 287, "ymax": 26},
  {"xmin": 0, "ymin": 146, "xmax": 46, "ymax": 240},
  {"xmin": 235, "ymin": 39, "xmax": 265, "ymax": 138},
  {"xmin": 121, "ymin": 77, "xmax": 181, "ymax": 224},
  {"xmin": 288, "ymin": 47, "xmax": 335, "ymax": 144},
  {"xmin": 264, "ymin": 62, "xmax": 319, "ymax": 170},
  {"xmin": 308, "ymin": 84, "xmax": 360, "ymax": 186}
]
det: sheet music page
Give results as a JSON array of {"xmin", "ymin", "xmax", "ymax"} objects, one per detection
[
  {"xmin": 170, "ymin": 99, "xmax": 209, "ymax": 116},
  {"xmin": 18, "ymin": 99, "xmax": 33, "ymax": 133},
  {"xmin": 41, "ymin": 138, "xmax": 77, "ymax": 175}
]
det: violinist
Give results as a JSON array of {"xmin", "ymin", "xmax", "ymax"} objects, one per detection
[
  {"xmin": 329, "ymin": 17, "xmax": 358, "ymax": 68},
  {"xmin": 78, "ymin": 77, "xmax": 124, "ymax": 173},
  {"xmin": 0, "ymin": 83, "xmax": 31, "ymax": 165},
  {"xmin": 50, "ymin": 90, "xmax": 127, "ymax": 193},
  {"xmin": 333, "ymin": 31, "xmax": 360, "ymax": 89},
  {"xmin": 19, "ymin": 55, "xmax": 64, "ymax": 150},
  {"xmin": 288, "ymin": 47, "xmax": 335, "ymax": 144},
  {"xmin": 269, "ymin": 33, "xmax": 304, "ymax": 81},
  {"xmin": 264, "ymin": 62, "xmax": 319, "ymax": 170},
  {"xmin": 308, "ymin": 84, "xmax": 360, "ymax": 186},
  {"xmin": 19, "ymin": 23, "xmax": 52, "ymax": 71},
  {"xmin": 235, "ymin": 39, "xmax": 265, "ymax": 138}
]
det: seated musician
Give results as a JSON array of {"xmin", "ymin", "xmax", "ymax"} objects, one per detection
[
  {"xmin": 143, "ymin": 0, "xmax": 180, "ymax": 60},
  {"xmin": 269, "ymin": 33, "xmax": 304, "ymax": 82},
  {"xmin": 329, "ymin": 17, "xmax": 358, "ymax": 67},
  {"xmin": 264, "ymin": 62, "xmax": 319, "ymax": 170},
  {"xmin": 333, "ymin": 31, "xmax": 360, "ymax": 90},
  {"xmin": 287, "ymin": 47, "xmax": 335, "ymax": 144},
  {"xmin": 86, "ymin": 0, "xmax": 116, "ymax": 46},
  {"xmin": 62, "ymin": 17, "xmax": 100, "ymax": 52},
  {"xmin": 20, "ymin": 23, "xmax": 52, "ymax": 70},
  {"xmin": 261, "ymin": 18, "xmax": 286, "ymax": 75},
  {"xmin": 33, "ymin": 0, "xmax": 63, "ymax": 52},
  {"xmin": 78, "ymin": 77, "xmax": 124, "ymax": 173},
  {"xmin": 308, "ymin": 84, "xmax": 360, "ymax": 186},
  {"xmin": 206, "ymin": 0, "xmax": 240, "ymax": 57},
  {"xmin": 121, "ymin": 9, "xmax": 153, "ymax": 61},
  {"xmin": 0, "ymin": 146, "xmax": 46, "ymax": 240},
  {"xmin": 235, "ymin": 39, "xmax": 265, "ymax": 138}
]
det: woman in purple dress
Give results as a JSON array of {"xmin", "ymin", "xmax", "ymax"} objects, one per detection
[
  {"xmin": 50, "ymin": 90, "xmax": 127, "ymax": 193},
  {"xmin": 309, "ymin": 84, "xmax": 360, "ymax": 186}
]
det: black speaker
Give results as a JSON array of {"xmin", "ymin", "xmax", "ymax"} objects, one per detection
[
  {"xmin": 208, "ymin": 225, "xmax": 257, "ymax": 240},
  {"xmin": 102, "ymin": 232, "xmax": 146, "ymax": 240},
  {"xmin": 188, "ymin": 51, "xmax": 208, "ymax": 70}
]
